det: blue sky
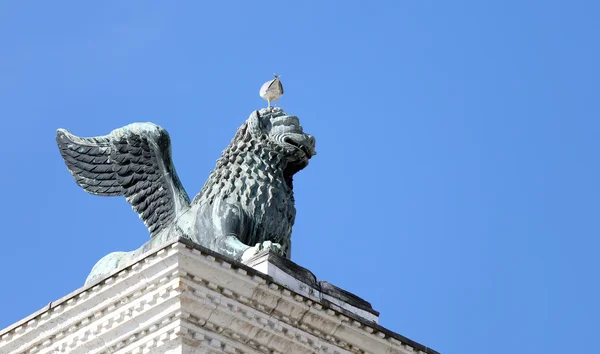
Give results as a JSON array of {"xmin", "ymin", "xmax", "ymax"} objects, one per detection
[{"xmin": 0, "ymin": 1, "xmax": 598, "ymax": 353}]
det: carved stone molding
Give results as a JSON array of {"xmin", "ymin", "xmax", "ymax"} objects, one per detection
[{"xmin": 0, "ymin": 240, "xmax": 438, "ymax": 354}]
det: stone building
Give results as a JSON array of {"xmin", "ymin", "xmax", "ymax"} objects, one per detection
[{"xmin": 0, "ymin": 238, "xmax": 438, "ymax": 354}]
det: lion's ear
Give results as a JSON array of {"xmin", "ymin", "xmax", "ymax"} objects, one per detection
[{"xmin": 245, "ymin": 110, "xmax": 264, "ymax": 137}]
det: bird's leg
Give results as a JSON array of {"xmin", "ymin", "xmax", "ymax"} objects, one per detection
[
  {"xmin": 267, "ymin": 99, "xmax": 271, "ymax": 107},
  {"xmin": 273, "ymin": 98, "xmax": 278, "ymax": 107}
]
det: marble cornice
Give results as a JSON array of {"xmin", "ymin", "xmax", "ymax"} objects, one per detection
[{"xmin": 0, "ymin": 238, "xmax": 439, "ymax": 354}]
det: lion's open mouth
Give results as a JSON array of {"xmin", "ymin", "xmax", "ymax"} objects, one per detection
[{"xmin": 283, "ymin": 137, "xmax": 312, "ymax": 158}]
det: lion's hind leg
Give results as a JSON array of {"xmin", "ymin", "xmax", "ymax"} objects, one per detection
[{"xmin": 84, "ymin": 251, "xmax": 134, "ymax": 285}]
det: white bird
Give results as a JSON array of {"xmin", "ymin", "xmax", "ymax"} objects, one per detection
[{"xmin": 259, "ymin": 74, "xmax": 284, "ymax": 107}]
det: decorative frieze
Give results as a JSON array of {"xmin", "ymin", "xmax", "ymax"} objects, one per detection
[{"xmin": 0, "ymin": 239, "xmax": 438, "ymax": 354}]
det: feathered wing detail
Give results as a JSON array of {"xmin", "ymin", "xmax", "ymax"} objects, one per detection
[
  {"xmin": 267, "ymin": 78, "xmax": 284, "ymax": 95},
  {"xmin": 56, "ymin": 123, "xmax": 191, "ymax": 237}
]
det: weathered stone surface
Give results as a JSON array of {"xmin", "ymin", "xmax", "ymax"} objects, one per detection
[
  {"xmin": 56, "ymin": 107, "xmax": 316, "ymax": 284},
  {"xmin": 0, "ymin": 239, "xmax": 439, "ymax": 354},
  {"xmin": 244, "ymin": 250, "xmax": 379, "ymax": 323}
]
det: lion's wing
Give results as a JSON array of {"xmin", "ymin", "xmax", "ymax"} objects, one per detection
[{"xmin": 56, "ymin": 122, "xmax": 190, "ymax": 237}]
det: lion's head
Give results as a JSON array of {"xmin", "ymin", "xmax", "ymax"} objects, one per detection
[
  {"xmin": 239, "ymin": 107, "xmax": 316, "ymax": 177},
  {"xmin": 196, "ymin": 108, "xmax": 316, "ymax": 206}
]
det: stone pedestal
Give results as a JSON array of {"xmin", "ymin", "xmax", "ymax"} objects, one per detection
[{"xmin": 0, "ymin": 238, "xmax": 438, "ymax": 354}]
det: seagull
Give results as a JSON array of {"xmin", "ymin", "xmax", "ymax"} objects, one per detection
[{"xmin": 259, "ymin": 74, "xmax": 284, "ymax": 107}]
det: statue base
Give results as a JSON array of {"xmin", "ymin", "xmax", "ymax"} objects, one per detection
[{"xmin": 0, "ymin": 238, "xmax": 438, "ymax": 354}]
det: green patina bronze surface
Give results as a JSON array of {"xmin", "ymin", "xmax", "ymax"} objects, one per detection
[{"xmin": 56, "ymin": 107, "xmax": 316, "ymax": 284}]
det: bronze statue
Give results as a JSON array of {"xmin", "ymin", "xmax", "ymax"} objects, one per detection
[{"xmin": 56, "ymin": 107, "xmax": 316, "ymax": 284}]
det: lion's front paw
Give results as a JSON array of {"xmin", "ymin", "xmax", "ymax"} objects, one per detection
[{"xmin": 241, "ymin": 241, "xmax": 283, "ymax": 262}]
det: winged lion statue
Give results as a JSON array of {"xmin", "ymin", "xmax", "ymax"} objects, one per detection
[{"xmin": 56, "ymin": 107, "xmax": 316, "ymax": 284}]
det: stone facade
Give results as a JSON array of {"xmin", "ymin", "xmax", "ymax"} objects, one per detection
[{"xmin": 0, "ymin": 239, "xmax": 438, "ymax": 354}]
